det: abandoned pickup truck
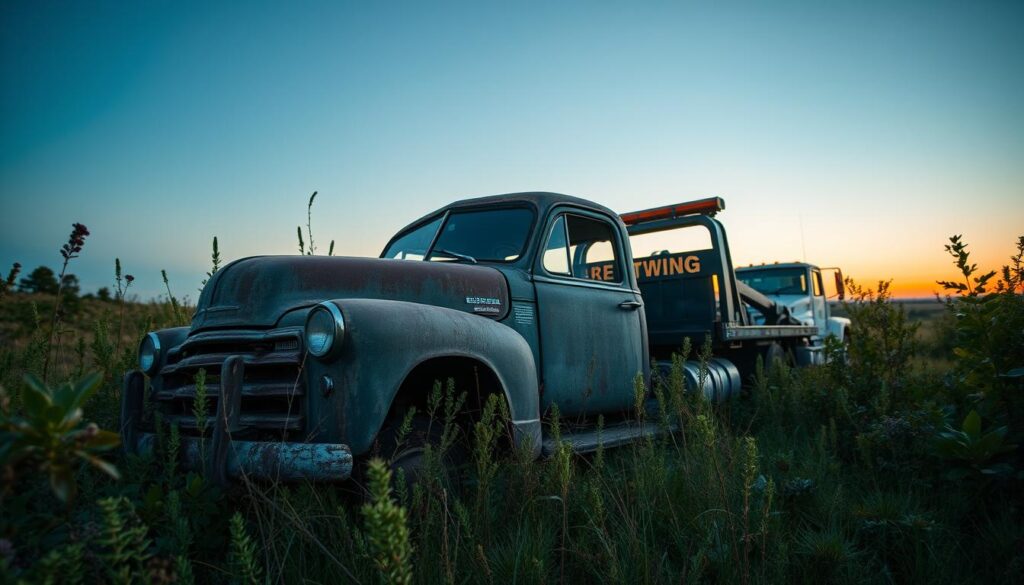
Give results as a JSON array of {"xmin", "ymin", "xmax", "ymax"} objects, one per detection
[{"xmin": 121, "ymin": 192, "xmax": 816, "ymax": 483}]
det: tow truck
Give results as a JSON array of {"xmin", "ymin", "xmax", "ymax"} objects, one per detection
[
  {"xmin": 607, "ymin": 197, "xmax": 820, "ymax": 379},
  {"xmin": 735, "ymin": 262, "xmax": 851, "ymax": 364},
  {"xmin": 121, "ymin": 192, "xmax": 819, "ymax": 484}
]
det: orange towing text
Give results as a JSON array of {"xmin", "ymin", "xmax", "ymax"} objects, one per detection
[{"xmin": 588, "ymin": 255, "xmax": 702, "ymax": 282}]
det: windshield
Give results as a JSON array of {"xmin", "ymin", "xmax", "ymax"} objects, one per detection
[
  {"xmin": 737, "ymin": 268, "xmax": 808, "ymax": 295},
  {"xmin": 383, "ymin": 207, "xmax": 534, "ymax": 263}
]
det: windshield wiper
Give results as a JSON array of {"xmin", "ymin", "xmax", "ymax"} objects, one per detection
[{"xmin": 431, "ymin": 248, "xmax": 478, "ymax": 264}]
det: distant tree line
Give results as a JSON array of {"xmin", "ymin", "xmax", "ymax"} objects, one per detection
[{"xmin": 14, "ymin": 264, "xmax": 114, "ymax": 302}]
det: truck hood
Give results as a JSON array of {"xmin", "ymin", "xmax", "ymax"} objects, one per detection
[
  {"xmin": 191, "ymin": 256, "xmax": 510, "ymax": 331},
  {"xmin": 747, "ymin": 294, "xmax": 813, "ymax": 325}
]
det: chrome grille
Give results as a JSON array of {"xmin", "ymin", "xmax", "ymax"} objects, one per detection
[{"xmin": 150, "ymin": 327, "xmax": 306, "ymax": 439}]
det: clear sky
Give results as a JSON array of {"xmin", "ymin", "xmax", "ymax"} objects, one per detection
[{"xmin": 2, "ymin": 0, "xmax": 1022, "ymax": 301}]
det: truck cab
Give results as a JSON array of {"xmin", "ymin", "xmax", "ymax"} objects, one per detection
[
  {"xmin": 380, "ymin": 192, "xmax": 649, "ymax": 417},
  {"xmin": 735, "ymin": 262, "xmax": 851, "ymax": 364}
]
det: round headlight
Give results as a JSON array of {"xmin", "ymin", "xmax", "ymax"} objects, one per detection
[
  {"xmin": 138, "ymin": 332, "xmax": 161, "ymax": 375},
  {"xmin": 305, "ymin": 302, "xmax": 345, "ymax": 358}
]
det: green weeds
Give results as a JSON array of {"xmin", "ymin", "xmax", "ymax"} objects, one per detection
[{"xmin": 0, "ymin": 229, "xmax": 1021, "ymax": 584}]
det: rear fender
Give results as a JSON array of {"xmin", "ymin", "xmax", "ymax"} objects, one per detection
[{"xmin": 305, "ymin": 299, "xmax": 540, "ymax": 456}]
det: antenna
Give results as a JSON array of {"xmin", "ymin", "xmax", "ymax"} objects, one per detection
[{"xmin": 798, "ymin": 214, "xmax": 807, "ymax": 262}]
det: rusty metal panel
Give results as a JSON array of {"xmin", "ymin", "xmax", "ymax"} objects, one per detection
[
  {"xmin": 134, "ymin": 433, "xmax": 353, "ymax": 482},
  {"xmin": 192, "ymin": 256, "xmax": 511, "ymax": 331}
]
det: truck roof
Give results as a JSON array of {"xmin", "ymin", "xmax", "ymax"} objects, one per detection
[
  {"xmin": 395, "ymin": 192, "xmax": 621, "ymax": 237},
  {"xmin": 736, "ymin": 262, "xmax": 816, "ymax": 271}
]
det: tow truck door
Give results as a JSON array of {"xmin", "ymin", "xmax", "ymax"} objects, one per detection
[
  {"xmin": 811, "ymin": 268, "xmax": 828, "ymax": 337},
  {"xmin": 532, "ymin": 209, "xmax": 646, "ymax": 416}
]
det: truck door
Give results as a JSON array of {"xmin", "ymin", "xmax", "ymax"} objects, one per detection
[
  {"xmin": 811, "ymin": 269, "xmax": 827, "ymax": 337},
  {"xmin": 533, "ymin": 210, "xmax": 646, "ymax": 416}
]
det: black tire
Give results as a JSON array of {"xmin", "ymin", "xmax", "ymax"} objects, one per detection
[
  {"xmin": 364, "ymin": 413, "xmax": 468, "ymax": 497},
  {"xmin": 762, "ymin": 341, "xmax": 788, "ymax": 372}
]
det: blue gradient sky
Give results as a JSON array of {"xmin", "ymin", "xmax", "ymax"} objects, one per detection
[{"xmin": 2, "ymin": 1, "xmax": 1022, "ymax": 300}]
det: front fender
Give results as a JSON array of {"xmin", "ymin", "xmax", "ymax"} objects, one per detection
[
  {"xmin": 304, "ymin": 299, "xmax": 540, "ymax": 456},
  {"xmin": 826, "ymin": 316, "xmax": 851, "ymax": 341}
]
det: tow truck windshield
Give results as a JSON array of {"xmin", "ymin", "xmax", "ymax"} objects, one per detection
[
  {"xmin": 737, "ymin": 267, "xmax": 808, "ymax": 295},
  {"xmin": 383, "ymin": 207, "xmax": 534, "ymax": 263}
]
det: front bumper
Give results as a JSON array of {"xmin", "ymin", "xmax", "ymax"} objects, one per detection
[{"xmin": 121, "ymin": 356, "xmax": 352, "ymax": 484}]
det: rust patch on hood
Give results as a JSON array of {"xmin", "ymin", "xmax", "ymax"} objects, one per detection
[{"xmin": 192, "ymin": 256, "xmax": 509, "ymax": 331}]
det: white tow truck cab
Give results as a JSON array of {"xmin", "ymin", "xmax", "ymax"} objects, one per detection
[{"xmin": 735, "ymin": 262, "xmax": 851, "ymax": 365}]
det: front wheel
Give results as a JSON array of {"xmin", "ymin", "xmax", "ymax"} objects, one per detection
[
  {"xmin": 762, "ymin": 341, "xmax": 791, "ymax": 372},
  {"xmin": 366, "ymin": 413, "xmax": 467, "ymax": 496}
]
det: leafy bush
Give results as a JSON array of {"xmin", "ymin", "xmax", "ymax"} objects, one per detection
[
  {"xmin": 0, "ymin": 372, "xmax": 119, "ymax": 503},
  {"xmin": 933, "ymin": 410, "xmax": 1016, "ymax": 479},
  {"xmin": 938, "ymin": 235, "xmax": 1024, "ymax": 429}
]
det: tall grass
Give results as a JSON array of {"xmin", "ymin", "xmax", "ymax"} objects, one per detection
[{"xmin": 1, "ymin": 230, "xmax": 1021, "ymax": 584}]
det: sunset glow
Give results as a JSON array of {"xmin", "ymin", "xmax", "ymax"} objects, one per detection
[{"xmin": 1, "ymin": 2, "xmax": 1021, "ymax": 300}]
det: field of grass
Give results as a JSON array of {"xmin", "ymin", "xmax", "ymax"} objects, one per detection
[{"xmin": 1, "ymin": 236, "xmax": 1022, "ymax": 584}]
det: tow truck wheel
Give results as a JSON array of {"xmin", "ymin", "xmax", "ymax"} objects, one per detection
[{"xmin": 762, "ymin": 342, "xmax": 788, "ymax": 372}]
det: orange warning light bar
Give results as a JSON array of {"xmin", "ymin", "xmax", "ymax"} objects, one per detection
[{"xmin": 620, "ymin": 197, "xmax": 725, "ymax": 225}]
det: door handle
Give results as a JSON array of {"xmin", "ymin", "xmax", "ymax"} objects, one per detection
[{"xmin": 618, "ymin": 300, "xmax": 642, "ymax": 310}]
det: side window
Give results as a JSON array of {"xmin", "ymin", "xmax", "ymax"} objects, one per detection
[
  {"xmin": 542, "ymin": 213, "xmax": 623, "ymax": 283},
  {"xmin": 542, "ymin": 216, "xmax": 571, "ymax": 275},
  {"xmin": 569, "ymin": 215, "xmax": 621, "ymax": 282},
  {"xmin": 813, "ymin": 271, "xmax": 824, "ymax": 296}
]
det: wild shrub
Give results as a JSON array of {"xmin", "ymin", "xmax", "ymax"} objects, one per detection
[
  {"xmin": 200, "ymin": 236, "xmax": 221, "ymax": 291},
  {"xmin": 296, "ymin": 191, "xmax": 335, "ymax": 256},
  {"xmin": 95, "ymin": 496, "xmax": 152, "ymax": 585},
  {"xmin": 933, "ymin": 409, "xmax": 1016, "ymax": 479},
  {"xmin": 361, "ymin": 459, "xmax": 413, "ymax": 585},
  {"xmin": 842, "ymin": 279, "xmax": 919, "ymax": 411},
  {"xmin": 0, "ymin": 262, "xmax": 21, "ymax": 298},
  {"xmin": 227, "ymin": 511, "xmax": 264, "ymax": 585},
  {"xmin": 0, "ymin": 372, "xmax": 120, "ymax": 503},
  {"xmin": 160, "ymin": 269, "xmax": 185, "ymax": 325},
  {"xmin": 938, "ymin": 234, "xmax": 1024, "ymax": 429}
]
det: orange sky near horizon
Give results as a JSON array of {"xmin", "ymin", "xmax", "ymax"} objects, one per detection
[
  {"xmin": 833, "ymin": 232, "xmax": 1021, "ymax": 299},
  {"xmin": 1, "ymin": 3, "xmax": 1021, "ymax": 301},
  {"xmin": 721, "ymin": 200, "xmax": 1021, "ymax": 300}
]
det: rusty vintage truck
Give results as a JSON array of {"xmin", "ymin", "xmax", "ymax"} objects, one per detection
[{"xmin": 121, "ymin": 193, "xmax": 817, "ymax": 483}]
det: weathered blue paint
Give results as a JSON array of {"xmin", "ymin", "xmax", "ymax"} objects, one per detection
[
  {"xmin": 531, "ymin": 205, "xmax": 648, "ymax": 415},
  {"xmin": 305, "ymin": 298, "xmax": 541, "ymax": 456},
  {"xmin": 135, "ymin": 433, "xmax": 354, "ymax": 482}
]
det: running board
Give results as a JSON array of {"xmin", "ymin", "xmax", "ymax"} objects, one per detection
[{"xmin": 540, "ymin": 419, "xmax": 679, "ymax": 458}]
